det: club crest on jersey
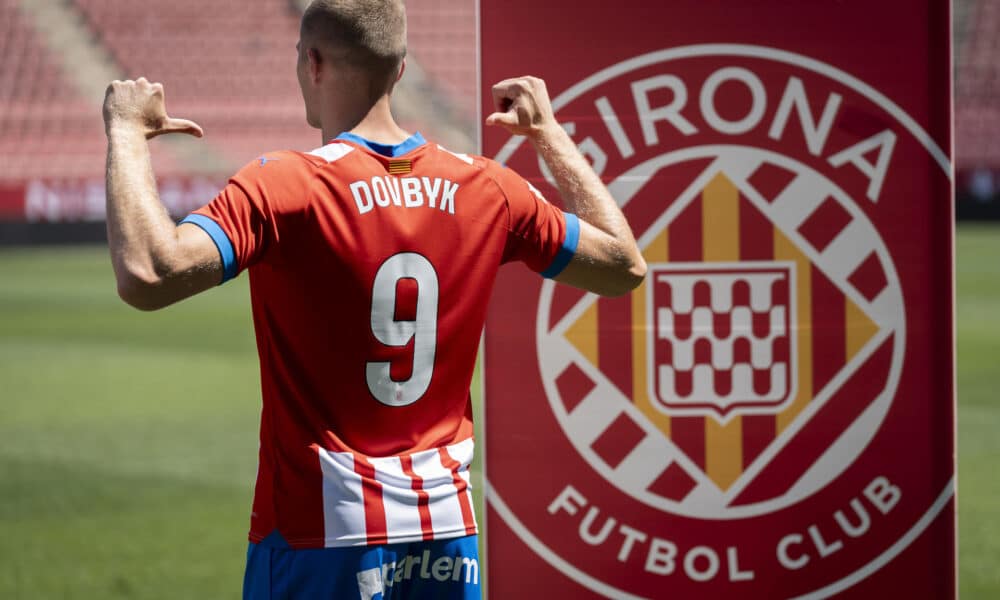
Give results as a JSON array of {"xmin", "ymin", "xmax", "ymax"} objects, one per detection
[{"xmin": 487, "ymin": 44, "xmax": 952, "ymax": 598}]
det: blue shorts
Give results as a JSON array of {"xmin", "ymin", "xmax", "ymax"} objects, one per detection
[{"xmin": 243, "ymin": 532, "xmax": 481, "ymax": 600}]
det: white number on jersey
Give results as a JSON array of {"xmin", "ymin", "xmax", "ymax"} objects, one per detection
[{"xmin": 366, "ymin": 253, "xmax": 438, "ymax": 407}]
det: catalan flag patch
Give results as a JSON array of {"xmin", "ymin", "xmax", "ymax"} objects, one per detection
[{"xmin": 388, "ymin": 159, "xmax": 412, "ymax": 175}]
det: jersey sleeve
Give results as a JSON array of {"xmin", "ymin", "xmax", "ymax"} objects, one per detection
[
  {"xmin": 497, "ymin": 166, "xmax": 580, "ymax": 278},
  {"xmin": 180, "ymin": 152, "xmax": 310, "ymax": 283}
]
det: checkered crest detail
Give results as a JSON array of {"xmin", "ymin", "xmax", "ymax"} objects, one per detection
[{"xmin": 649, "ymin": 262, "xmax": 796, "ymax": 421}]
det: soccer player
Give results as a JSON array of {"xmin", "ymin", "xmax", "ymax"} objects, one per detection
[{"xmin": 101, "ymin": 0, "xmax": 645, "ymax": 598}]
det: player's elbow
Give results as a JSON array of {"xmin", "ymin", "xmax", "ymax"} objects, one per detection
[
  {"xmin": 626, "ymin": 255, "xmax": 648, "ymax": 290},
  {"xmin": 117, "ymin": 278, "xmax": 167, "ymax": 311},
  {"xmin": 600, "ymin": 255, "xmax": 647, "ymax": 297},
  {"xmin": 115, "ymin": 264, "xmax": 171, "ymax": 311},
  {"xmin": 559, "ymin": 242, "xmax": 648, "ymax": 297}
]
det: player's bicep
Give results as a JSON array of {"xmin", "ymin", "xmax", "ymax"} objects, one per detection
[
  {"xmin": 180, "ymin": 173, "xmax": 272, "ymax": 282},
  {"xmin": 553, "ymin": 218, "xmax": 644, "ymax": 297},
  {"xmin": 176, "ymin": 221, "xmax": 226, "ymax": 283},
  {"xmin": 143, "ymin": 223, "xmax": 225, "ymax": 307},
  {"xmin": 117, "ymin": 222, "xmax": 224, "ymax": 310},
  {"xmin": 499, "ymin": 163, "xmax": 642, "ymax": 294}
]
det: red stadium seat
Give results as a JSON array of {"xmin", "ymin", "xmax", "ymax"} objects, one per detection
[
  {"xmin": 0, "ymin": 0, "xmax": 476, "ymax": 184},
  {"xmin": 956, "ymin": 0, "xmax": 1000, "ymax": 168}
]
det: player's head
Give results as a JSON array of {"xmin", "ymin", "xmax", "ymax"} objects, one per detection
[{"xmin": 297, "ymin": 0, "xmax": 407, "ymax": 128}]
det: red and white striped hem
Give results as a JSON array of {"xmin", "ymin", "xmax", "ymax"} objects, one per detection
[{"xmin": 317, "ymin": 437, "xmax": 478, "ymax": 547}]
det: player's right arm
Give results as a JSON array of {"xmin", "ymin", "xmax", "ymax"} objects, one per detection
[
  {"xmin": 486, "ymin": 76, "xmax": 646, "ymax": 297},
  {"xmin": 102, "ymin": 78, "xmax": 293, "ymax": 311},
  {"xmin": 102, "ymin": 77, "xmax": 223, "ymax": 311}
]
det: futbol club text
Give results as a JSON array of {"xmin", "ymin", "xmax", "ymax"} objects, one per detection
[{"xmin": 547, "ymin": 475, "xmax": 901, "ymax": 583}]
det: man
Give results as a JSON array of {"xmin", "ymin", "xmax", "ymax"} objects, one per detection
[{"xmin": 102, "ymin": 0, "xmax": 645, "ymax": 598}]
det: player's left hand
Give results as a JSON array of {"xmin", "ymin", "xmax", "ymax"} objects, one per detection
[
  {"xmin": 103, "ymin": 77, "xmax": 204, "ymax": 139},
  {"xmin": 485, "ymin": 76, "xmax": 557, "ymax": 139}
]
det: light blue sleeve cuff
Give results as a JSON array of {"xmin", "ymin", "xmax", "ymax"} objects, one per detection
[
  {"xmin": 180, "ymin": 214, "xmax": 238, "ymax": 284},
  {"xmin": 541, "ymin": 212, "xmax": 580, "ymax": 279}
]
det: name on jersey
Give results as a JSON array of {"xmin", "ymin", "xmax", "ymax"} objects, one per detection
[{"xmin": 349, "ymin": 176, "xmax": 459, "ymax": 216}]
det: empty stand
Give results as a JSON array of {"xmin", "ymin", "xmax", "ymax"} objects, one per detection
[
  {"xmin": 406, "ymin": 0, "xmax": 478, "ymax": 119},
  {"xmin": 956, "ymin": 0, "xmax": 1000, "ymax": 168},
  {"xmin": 0, "ymin": 0, "xmax": 123, "ymax": 180},
  {"xmin": 72, "ymin": 0, "xmax": 317, "ymax": 168},
  {"xmin": 1, "ymin": 0, "xmax": 476, "ymax": 185}
]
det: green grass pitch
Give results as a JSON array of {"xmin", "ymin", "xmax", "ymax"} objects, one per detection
[{"xmin": 0, "ymin": 225, "xmax": 997, "ymax": 598}]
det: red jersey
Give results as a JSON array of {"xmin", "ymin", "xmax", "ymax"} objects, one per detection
[{"xmin": 183, "ymin": 132, "xmax": 579, "ymax": 549}]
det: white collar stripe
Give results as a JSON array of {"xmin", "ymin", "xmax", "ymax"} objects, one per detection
[
  {"xmin": 308, "ymin": 143, "xmax": 355, "ymax": 163},
  {"xmin": 437, "ymin": 145, "xmax": 473, "ymax": 165}
]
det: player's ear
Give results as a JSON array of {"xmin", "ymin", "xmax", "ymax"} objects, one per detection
[
  {"xmin": 396, "ymin": 58, "xmax": 406, "ymax": 83},
  {"xmin": 307, "ymin": 47, "xmax": 323, "ymax": 83}
]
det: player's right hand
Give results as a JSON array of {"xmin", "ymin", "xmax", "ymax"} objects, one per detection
[
  {"xmin": 103, "ymin": 77, "xmax": 204, "ymax": 140},
  {"xmin": 485, "ymin": 76, "xmax": 558, "ymax": 138}
]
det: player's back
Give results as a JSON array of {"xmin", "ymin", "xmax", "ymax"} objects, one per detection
[
  {"xmin": 189, "ymin": 131, "xmax": 576, "ymax": 548},
  {"xmin": 251, "ymin": 134, "xmax": 510, "ymax": 459}
]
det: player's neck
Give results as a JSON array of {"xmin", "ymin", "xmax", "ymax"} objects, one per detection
[{"xmin": 322, "ymin": 96, "xmax": 410, "ymax": 146}]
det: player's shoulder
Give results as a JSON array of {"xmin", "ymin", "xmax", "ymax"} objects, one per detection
[
  {"xmin": 429, "ymin": 143, "xmax": 528, "ymax": 188},
  {"xmin": 234, "ymin": 149, "xmax": 325, "ymax": 178},
  {"xmin": 232, "ymin": 146, "xmax": 349, "ymax": 188},
  {"xmin": 427, "ymin": 142, "xmax": 480, "ymax": 169},
  {"xmin": 301, "ymin": 141, "xmax": 359, "ymax": 166}
]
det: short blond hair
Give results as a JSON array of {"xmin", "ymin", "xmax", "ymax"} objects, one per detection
[{"xmin": 301, "ymin": 0, "xmax": 407, "ymax": 92}]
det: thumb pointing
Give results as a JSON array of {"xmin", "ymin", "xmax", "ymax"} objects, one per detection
[
  {"xmin": 485, "ymin": 111, "xmax": 516, "ymax": 128},
  {"xmin": 150, "ymin": 117, "xmax": 204, "ymax": 139},
  {"xmin": 168, "ymin": 118, "xmax": 204, "ymax": 138}
]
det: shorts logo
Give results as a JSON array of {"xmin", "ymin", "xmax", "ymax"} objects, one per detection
[
  {"xmin": 649, "ymin": 262, "xmax": 795, "ymax": 421},
  {"xmin": 487, "ymin": 44, "xmax": 953, "ymax": 598}
]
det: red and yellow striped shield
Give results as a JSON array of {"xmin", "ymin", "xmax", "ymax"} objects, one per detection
[{"xmin": 549, "ymin": 156, "xmax": 885, "ymax": 498}]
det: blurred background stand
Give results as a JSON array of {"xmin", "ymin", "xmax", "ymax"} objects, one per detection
[{"xmin": 0, "ymin": 0, "xmax": 478, "ymax": 243}]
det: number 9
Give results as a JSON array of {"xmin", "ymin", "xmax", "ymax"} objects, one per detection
[{"xmin": 366, "ymin": 253, "xmax": 439, "ymax": 407}]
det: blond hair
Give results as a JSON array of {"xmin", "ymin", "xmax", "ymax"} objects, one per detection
[{"xmin": 301, "ymin": 0, "xmax": 407, "ymax": 92}]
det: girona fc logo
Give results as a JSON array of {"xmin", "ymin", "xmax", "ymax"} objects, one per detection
[
  {"xmin": 486, "ymin": 44, "xmax": 954, "ymax": 599},
  {"xmin": 534, "ymin": 143, "xmax": 903, "ymax": 518},
  {"xmin": 648, "ymin": 262, "xmax": 796, "ymax": 421}
]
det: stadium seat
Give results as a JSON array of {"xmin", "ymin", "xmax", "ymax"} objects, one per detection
[
  {"xmin": 0, "ymin": 0, "xmax": 117, "ymax": 182},
  {"xmin": 956, "ymin": 0, "xmax": 1000, "ymax": 168},
  {"xmin": 0, "ymin": 0, "xmax": 475, "ymax": 185}
]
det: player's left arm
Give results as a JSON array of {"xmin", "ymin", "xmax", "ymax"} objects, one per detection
[{"xmin": 103, "ymin": 77, "xmax": 219, "ymax": 311}]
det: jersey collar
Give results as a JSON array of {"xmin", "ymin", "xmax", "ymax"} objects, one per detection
[{"xmin": 334, "ymin": 131, "xmax": 426, "ymax": 158}]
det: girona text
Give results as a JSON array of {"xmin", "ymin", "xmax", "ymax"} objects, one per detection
[{"xmin": 549, "ymin": 66, "xmax": 898, "ymax": 204}]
